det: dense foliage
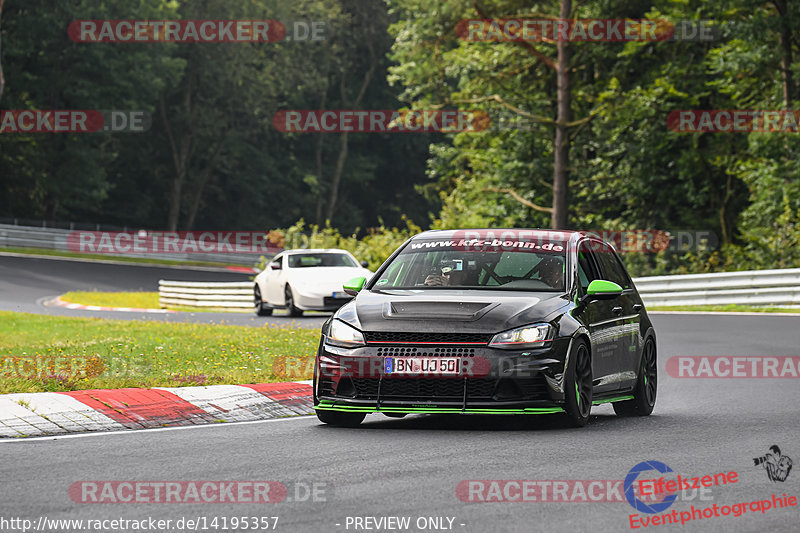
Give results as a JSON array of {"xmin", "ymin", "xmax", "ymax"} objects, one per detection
[{"xmin": 1, "ymin": 0, "xmax": 799, "ymax": 274}]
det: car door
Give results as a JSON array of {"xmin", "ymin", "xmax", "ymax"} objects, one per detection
[
  {"xmin": 576, "ymin": 240, "xmax": 622, "ymax": 394},
  {"xmin": 594, "ymin": 244, "xmax": 641, "ymax": 390},
  {"xmin": 264, "ymin": 254, "xmax": 285, "ymax": 304}
]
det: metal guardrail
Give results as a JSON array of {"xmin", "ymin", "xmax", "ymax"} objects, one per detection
[
  {"xmin": 158, "ymin": 268, "xmax": 800, "ymax": 312},
  {"xmin": 0, "ymin": 217, "xmax": 132, "ymax": 231},
  {"xmin": 633, "ymin": 268, "xmax": 800, "ymax": 307},
  {"xmin": 159, "ymin": 281, "xmax": 253, "ymax": 310},
  {"xmin": 0, "ymin": 223, "xmax": 270, "ymax": 266}
]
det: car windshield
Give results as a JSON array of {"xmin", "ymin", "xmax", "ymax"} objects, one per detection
[
  {"xmin": 373, "ymin": 240, "xmax": 567, "ymax": 291},
  {"xmin": 288, "ymin": 253, "xmax": 358, "ymax": 268}
]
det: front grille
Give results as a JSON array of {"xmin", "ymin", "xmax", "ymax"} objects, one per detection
[
  {"xmin": 323, "ymin": 296, "xmax": 352, "ymax": 307},
  {"xmin": 364, "ymin": 332, "xmax": 492, "ymax": 345},
  {"xmin": 351, "ymin": 378, "xmax": 496, "ymax": 399},
  {"xmin": 339, "ymin": 375, "xmax": 550, "ymax": 402},
  {"xmin": 375, "ymin": 346, "xmax": 476, "ymax": 357}
]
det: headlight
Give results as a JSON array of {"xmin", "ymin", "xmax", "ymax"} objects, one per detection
[
  {"xmin": 489, "ymin": 324, "xmax": 552, "ymax": 348},
  {"xmin": 326, "ymin": 319, "xmax": 365, "ymax": 348}
]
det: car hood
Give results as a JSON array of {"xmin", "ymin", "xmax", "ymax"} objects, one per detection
[{"xmin": 348, "ymin": 289, "xmax": 571, "ymax": 334}]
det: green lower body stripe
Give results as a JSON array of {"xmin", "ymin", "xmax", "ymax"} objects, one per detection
[
  {"xmin": 592, "ymin": 395, "xmax": 634, "ymax": 405},
  {"xmin": 315, "ymin": 401, "xmax": 564, "ymax": 415}
]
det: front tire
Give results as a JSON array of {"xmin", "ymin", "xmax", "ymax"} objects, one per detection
[
  {"xmin": 613, "ymin": 337, "xmax": 657, "ymax": 417},
  {"xmin": 562, "ymin": 339, "xmax": 592, "ymax": 427},
  {"xmin": 254, "ymin": 286, "xmax": 273, "ymax": 316},
  {"xmin": 316, "ymin": 410, "xmax": 365, "ymax": 427},
  {"xmin": 284, "ymin": 286, "xmax": 303, "ymax": 317}
]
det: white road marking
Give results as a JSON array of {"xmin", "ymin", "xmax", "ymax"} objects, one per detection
[
  {"xmin": 0, "ymin": 413, "xmax": 316, "ymax": 443},
  {"xmin": 0, "ymin": 380, "xmax": 316, "ymax": 440},
  {"xmin": 154, "ymin": 384, "xmax": 280, "ymax": 422},
  {"xmin": 0, "ymin": 393, "xmax": 124, "ymax": 437}
]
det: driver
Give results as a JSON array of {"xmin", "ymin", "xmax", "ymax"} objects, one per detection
[
  {"xmin": 424, "ymin": 260, "xmax": 465, "ymax": 286},
  {"xmin": 537, "ymin": 257, "xmax": 564, "ymax": 290}
]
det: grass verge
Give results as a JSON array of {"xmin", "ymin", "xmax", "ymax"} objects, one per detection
[
  {"xmin": 59, "ymin": 291, "xmax": 253, "ymax": 313},
  {"xmin": 60, "ymin": 291, "xmax": 161, "ymax": 309},
  {"xmin": 0, "ymin": 311, "xmax": 318, "ymax": 394},
  {"xmin": 649, "ymin": 304, "xmax": 800, "ymax": 313}
]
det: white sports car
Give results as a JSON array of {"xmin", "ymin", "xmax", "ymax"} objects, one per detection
[{"xmin": 253, "ymin": 248, "xmax": 373, "ymax": 316}]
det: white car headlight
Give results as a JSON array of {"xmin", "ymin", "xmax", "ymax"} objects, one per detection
[
  {"xmin": 327, "ymin": 319, "xmax": 365, "ymax": 348},
  {"xmin": 489, "ymin": 324, "xmax": 552, "ymax": 348}
]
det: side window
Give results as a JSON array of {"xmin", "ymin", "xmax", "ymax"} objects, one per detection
[
  {"xmin": 577, "ymin": 260, "xmax": 589, "ymax": 292},
  {"xmin": 577, "ymin": 242, "xmax": 602, "ymax": 294},
  {"xmin": 595, "ymin": 245, "xmax": 631, "ymax": 289},
  {"xmin": 380, "ymin": 257, "xmax": 408, "ymax": 286}
]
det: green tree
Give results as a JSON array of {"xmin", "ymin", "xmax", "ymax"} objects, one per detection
[
  {"xmin": 0, "ymin": 0, "xmax": 6, "ymax": 103},
  {"xmin": 0, "ymin": 0, "xmax": 180, "ymax": 220}
]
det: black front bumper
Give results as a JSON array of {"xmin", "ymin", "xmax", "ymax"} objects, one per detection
[{"xmin": 314, "ymin": 338, "xmax": 570, "ymax": 415}]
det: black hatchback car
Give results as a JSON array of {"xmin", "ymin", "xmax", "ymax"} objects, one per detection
[{"xmin": 313, "ymin": 229, "xmax": 657, "ymax": 427}]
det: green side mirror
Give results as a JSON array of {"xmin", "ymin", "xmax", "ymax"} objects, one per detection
[
  {"xmin": 343, "ymin": 276, "xmax": 367, "ymax": 297},
  {"xmin": 586, "ymin": 279, "xmax": 623, "ymax": 298}
]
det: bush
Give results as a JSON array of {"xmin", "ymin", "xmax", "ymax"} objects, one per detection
[{"xmin": 256, "ymin": 217, "xmax": 422, "ymax": 272}]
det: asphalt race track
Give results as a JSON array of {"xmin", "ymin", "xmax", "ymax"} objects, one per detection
[
  {"xmin": 0, "ymin": 254, "xmax": 327, "ymax": 327},
  {"xmin": 1, "ymin": 253, "xmax": 798, "ymax": 532}
]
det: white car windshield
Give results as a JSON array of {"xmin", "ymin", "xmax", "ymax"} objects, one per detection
[{"xmin": 288, "ymin": 253, "xmax": 358, "ymax": 268}]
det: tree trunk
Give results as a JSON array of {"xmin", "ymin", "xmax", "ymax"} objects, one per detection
[
  {"xmin": 323, "ymin": 40, "xmax": 376, "ymax": 223},
  {"xmin": 166, "ymin": 167, "xmax": 185, "ymax": 231},
  {"xmin": 0, "ymin": 0, "xmax": 6, "ymax": 103},
  {"xmin": 551, "ymin": 0, "xmax": 572, "ymax": 229},
  {"xmin": 314, "ymin": 134, "xmax": 325, "ymax": 224},
  {"xmin": 45, "ymin": 199, "xmax": 59, "ymax": 221},
  {"xmin": 719, "ymin": 173, "xmax": 732, "ymax": 246},
  {"xmin": 775, "ymin": 0, "xmax": 793, "ymax": 107},
  {"xmin": 325, "ymin": 131, "xmax": 349, "ymax": 222},
  {"xmin": 184, "ymin": 140, "xmax": 224, "ymax": 229},
  {"xmin": 774, "ymin": 0, "xmax": 795, "ymax": 189},
  {"xmin": 160, "ymin": 86, "xmax": 193, "ymax": 231},
  {"xmin": 314, "ymin": 82, "xmax": 328, "ymax": 225},
  {"xmin": 184, "ymin": 172, "xmax": 213, "ymax": 230}
]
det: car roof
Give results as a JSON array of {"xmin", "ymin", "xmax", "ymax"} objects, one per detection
[
  {"xmin": 411, "ymin": 229, "xmax": 588, "ymax": 240},
  {"xmin": 281, "ymin": 248, "xmax": 353, "ymax": 255}
]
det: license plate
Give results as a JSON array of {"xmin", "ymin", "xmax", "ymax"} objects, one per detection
[
  {"xmin": 332, "ymin": 292, "xmax": 345, "ymax": 298},
  {"xmin": 385, "ymin": 357, "xmax": 461, "ymax": 376}
]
